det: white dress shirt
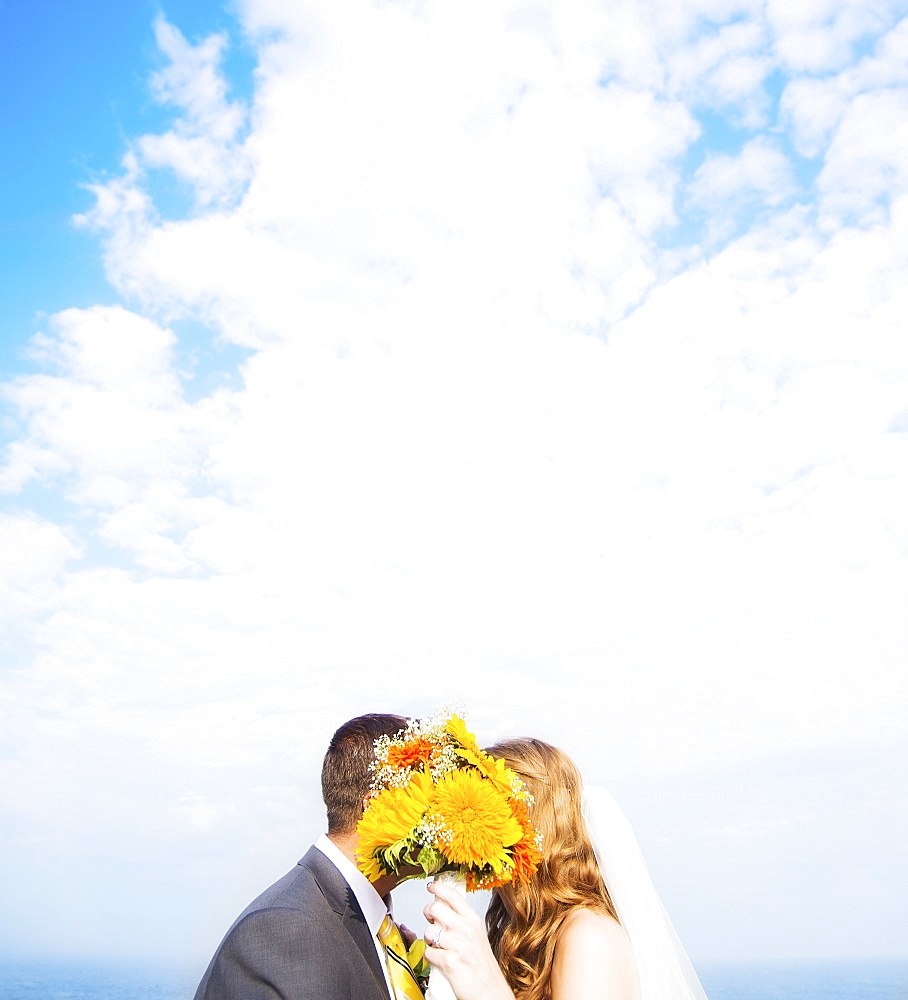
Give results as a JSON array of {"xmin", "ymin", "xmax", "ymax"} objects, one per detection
[{"xmin": 314, "ymin": 834, "xmax": 395, "ymax": 997}]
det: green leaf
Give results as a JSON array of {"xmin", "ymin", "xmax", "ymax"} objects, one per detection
[
  {"xmin": 417, "ymin": 844, "xmax": 446, "ymax": 874},
  {"xmin": 377, "ymin": 837, "xmax": 419, "ymax": 874}
]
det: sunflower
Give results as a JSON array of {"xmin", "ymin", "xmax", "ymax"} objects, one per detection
[
  {"xmin": 477, "ymin": 753, "xmax": 522, "ymax": 799},
  {"xmin": 428, "ymin": 768, "xmax": 522, "ymax": 870},
  {"xmin": 356, "ymin": 769, "xmax": 433, "ymax": 881},
  {"xmin": 445, "ymin": 715, "xmax": 516, "ymax": 798},
  {"xmin": 445, "ymin": 714, "xmax": 484, "ymax": 761}
]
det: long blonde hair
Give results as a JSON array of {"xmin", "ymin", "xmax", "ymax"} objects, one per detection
[{"xmin": 486, "ymin": 738, "xmax": 616, "ymax": 1000}]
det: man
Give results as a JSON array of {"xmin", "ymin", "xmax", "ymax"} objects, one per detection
[{"xmin": 193, "ymin": 713, "xmax": 414, "ymax": 1000}]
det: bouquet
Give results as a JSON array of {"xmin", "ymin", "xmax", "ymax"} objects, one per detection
[
  {"xmin": 357, "ymin": 711, "xmax": 543, "ymax": 999},
  {"xmin": 356, "ymin": 710, "xmax": 542, "ymax": 891}
]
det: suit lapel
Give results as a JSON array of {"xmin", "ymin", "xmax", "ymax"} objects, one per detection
[{"xmin": 300, "ymin": 846, "xmax": 392, "ymax": 1000}]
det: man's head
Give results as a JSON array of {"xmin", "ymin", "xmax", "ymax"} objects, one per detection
[{"xmin": 322, "ymin": 713, "xmax": 407, "ymax": 834}]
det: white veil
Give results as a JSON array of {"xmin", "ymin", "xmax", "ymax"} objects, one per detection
[{"xmin": 581, "ymin": 787, "xmax": 708, "ymax": 1000}]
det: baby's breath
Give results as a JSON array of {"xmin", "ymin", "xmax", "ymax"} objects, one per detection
[
  {"xmin": 372, "ymin": 765, "xmax": 412, "ymax": 789},
  {"xmin": 369, "ymin": 732, "xmax": 413, "ymax": 790},
  {"xmin": 415, "ymin": 815, "xmax": 450, "ymax": 846},
  {"xmin": 427, "ymin": 743, "xmax": 459, "ymax": 779},
  {"xmin": 509, "ymin": 774, "xmax": 533, "ymax": 804},
  {"xmin": 408, "ymin": 704, "xmax": 467, "ymax": 740}
]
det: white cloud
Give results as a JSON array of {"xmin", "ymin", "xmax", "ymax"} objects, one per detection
[
  {"xmin": 668, "ymin": 19, "xmax": 773, "ymax": 126},
  {"xmin": 818, "ymin": 88, "xmax": 908, "ymax": 223},
  {"xmin": 0, "ymin": 305, "xmax": 241, "ymax": 571},
  {"xmin": 688, "ymin": 137, "xmax": 798, "ymax": 239},
  {"xmin": 768, "ymin": 0, "xmax": 891, "ymax": 73},
  {"xmin": 139, "ymin": 19, "xmax": 250, "ymax": 207},
  {"xmin": 2, "ymin": 307, "xmax": 185, "ymax": 488},
  {"xmin": 0, "ymin": 514, "xmax": 80, "ymax": 620},
  {"xmin": 781, "ymin": 15, "xmax": 908, "ymax": 158},
  {"xmin": 2, "ymin": 0, "xmax": 908, "ymax": 966}
]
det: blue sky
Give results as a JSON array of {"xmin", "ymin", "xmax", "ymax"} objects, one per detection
[
  {"xmin": 1, "ymin": 0, "xmax": 907, "ymax": 974},
  {"xmin": 1, "ymin": 0, "xmax": 828, "ymax": 376},
  {"xmin": 0, "ymin": 0, "xmax": 253, "ymax": 376}
]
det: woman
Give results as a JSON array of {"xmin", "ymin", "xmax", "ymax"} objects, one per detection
[{"xmin": 422, "ymin": 738, "xmax": 707, "ymax": 1000}]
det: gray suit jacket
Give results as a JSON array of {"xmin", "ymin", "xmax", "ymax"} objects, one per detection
[{"xmin": 193, "ymin": 846, "xmax": 394, "ymax": 1000}]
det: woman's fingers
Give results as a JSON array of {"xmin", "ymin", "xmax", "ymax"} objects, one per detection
[
  {"xmin": 428, "ymin": 878, "xmax": 474, "ymax": 914},
  {"xmin": 423, "ymin": 896, "xmax": 460, "ymax": 931},
  {"xmin": 420, "ymin": 883, "xmax": 516, "ymax": 1000},
  {"xmin": 425, "ymin": 923, "xmax": 446, "ymax": 948},
  {"xmin": 423, "ymin": 939, "xmax": 451, "ymax": 968}
]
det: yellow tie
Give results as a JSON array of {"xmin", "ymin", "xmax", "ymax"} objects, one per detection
[{"xmin": 378, "ymin": 914, "xmax": 424, "ymax": 1000}]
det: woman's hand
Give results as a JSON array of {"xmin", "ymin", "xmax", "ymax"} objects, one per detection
[{"xmin": 423, "ymin": 880, "xmax": 514, "ymax": 1000}]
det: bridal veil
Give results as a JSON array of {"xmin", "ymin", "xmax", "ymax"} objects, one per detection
[{"xmin": 581, "ymin": 787, "xmax": 709, "ymax": 1000}]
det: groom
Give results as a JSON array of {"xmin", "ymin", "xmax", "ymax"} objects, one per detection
[{"xmin": 193, "ymin": 713, "xmax": 410, "ymax": 1000}]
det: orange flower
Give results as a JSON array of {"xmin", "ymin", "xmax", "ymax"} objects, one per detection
[
  {"xmin": 508, "ymin": 834, "xmax": 543, "ymax": 885},
  {"xmin": 507, "ymin": 798, "xmax": 543, "ymax": 884},
  {"xmin": 386, "ymin": 737, "xmax": 436, "ymax": 769}
]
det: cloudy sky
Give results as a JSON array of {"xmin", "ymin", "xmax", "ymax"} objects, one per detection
[{"xmin": 1, "ymin": 0, "xmax": 907, "ymax": 976}]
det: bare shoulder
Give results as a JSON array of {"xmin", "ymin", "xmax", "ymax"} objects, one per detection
[
  {"xmin": 551, "ymin": 908, "xmax": 637, "ymax": 1000},
  {"xmin": 559, "ymin": 907, "xmax": 629, "ymax": 951}
]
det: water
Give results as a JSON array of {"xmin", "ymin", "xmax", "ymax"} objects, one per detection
[
  {"xmin": 0, "ymin": 958, "xmax": 905, "ymax": 998},
  {"xmin": 0, "ymin": 960, "xmax": 195, "ymax": 1000},
  {"xmin": 697, "ymin": 960, "xmax": 907, "ymax": 1000}
]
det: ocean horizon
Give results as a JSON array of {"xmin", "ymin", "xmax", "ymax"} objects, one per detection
[{"xmin": 0, "ymin": 956, "xmax": 905, "ymax": 999}]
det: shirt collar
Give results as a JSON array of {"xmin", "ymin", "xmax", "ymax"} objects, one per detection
[{"xmin": 314, "ymin": 833, "xmax": 391, "ymax": 935}]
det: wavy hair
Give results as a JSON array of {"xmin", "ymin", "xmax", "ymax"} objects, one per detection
[{"xmin": 485, "ymin": 738, "xmax": 616, "ymax": 1000}]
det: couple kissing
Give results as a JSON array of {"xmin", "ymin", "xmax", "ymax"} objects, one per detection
[{"xmin": 193, "ymin": 712, "xmax": 707, "ymax": 1000}]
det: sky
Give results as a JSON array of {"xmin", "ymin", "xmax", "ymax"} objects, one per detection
[{"xmin": 1, "ymin": 0, "xmax": 907, "ymax": 978}]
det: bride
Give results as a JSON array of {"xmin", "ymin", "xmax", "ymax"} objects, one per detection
[{"xmin": 421, "ymin": 738, "xmax": 707, "ymax": 1000}]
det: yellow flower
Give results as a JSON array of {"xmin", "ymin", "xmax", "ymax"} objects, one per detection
[
  {"xmin": 477, "ymin": 754, "xmax": 521, "ymax": 799},
  {"xmin": 356, "ymin": 769, "xmax": 433, "ymax": 881},
  {"xmin": 407, "ymin": 938, "xmax": 429, "ymax": 978},
  {"xmin": 445, "ymin": 714, "xmax": 483, "ymax": 761},
  {"xmin": 445, "ymin": 715, "xmax": 514, "ymax": 797},
  {"xmin": 428, "ymin": 768, "xmax": 522, "ymax": 870},
  {"xmin": 445, "ymin": 714, "xmax": 516, "ymax": 798}
]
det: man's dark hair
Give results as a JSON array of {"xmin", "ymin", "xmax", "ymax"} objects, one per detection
[{"xmin": 322, "ymin": 713, "xmax": 407, "ymax": 834}]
